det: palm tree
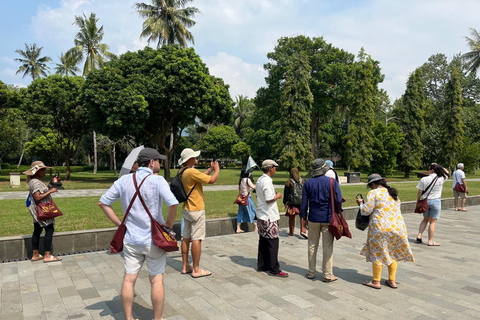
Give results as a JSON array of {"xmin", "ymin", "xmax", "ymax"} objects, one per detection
[
  {"xmin": 463, "ymin": 28, "xmax": 480, "ymax": 75},
  {"xmin": 54, "ymin": 52, "xmax": 80, "ymax": 76},
  {"xmin": 135, "ymin": 0, "xmax": 200, "ymax": 48},
  {"xmin": 232, "ymin": 95, "xmax": 254, "ymax": 134},
  {"xmin": 66, "ymin": 12, "xmax": 115, "ymax": 76},
  {"xmin": 14, "ymin": 43, "xmax": 52, "ymax": 80}
]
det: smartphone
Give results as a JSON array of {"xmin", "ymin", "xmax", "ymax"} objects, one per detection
[
  {"xmin": 212, "ymin": 154, "xmax": 216, "ymax": 162},
  {"xmin": 356, "ymin": 194, "xmax": 363, "ymax": 200}
]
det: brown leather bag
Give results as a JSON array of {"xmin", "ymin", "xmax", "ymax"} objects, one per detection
[
  {"xmin": 110, "ymin": 173, "xmax": 151, "ymax": 253},
  {"xmin": 35, "ymin": 197, "xmax": 63, "ymax": 220},
  {"xmin": 328, "ymin": 178, "xmax": 352, "ymax": 240},
  {"xmin": 414, "ymin": 177, "xmax": 437, "ymax": 214}
]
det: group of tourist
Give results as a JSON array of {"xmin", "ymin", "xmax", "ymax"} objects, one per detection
[{"xmin": 23, "ymin": 150, "xmax": 469, "ymax": 320}]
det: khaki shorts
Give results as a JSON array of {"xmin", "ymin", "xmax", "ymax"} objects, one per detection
[
  {"xmin": 453, "ymin": 190, "xmax": 467, "ymax": 199},
  {"xmin": 123, "ymin": 242, "xmax": 167, "ymax": 276},
  {"xmin": 182, "ymin": 209, "xmax": 206, "ymax": 240}
]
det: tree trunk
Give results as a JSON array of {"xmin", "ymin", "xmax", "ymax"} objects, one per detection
[
  {"xmin": 66, "ymin": 145, "xmax": 72, "ymax": 180},
  {"xmin": 87, "ymin": 153, "xmax": 91, "ymax": 166},
  {"xmin": 93, "ymin": 130, "xmax": 97, "ymax": 175},
  {"xmin": 113, "ymin": 142, "xmax": 117, "ymax": 176},
  {"xmin": 17, "ymin": 128, "xmax": 30, "ymax": 168},
  {"xmin": 310, "ymin": 110, "xmax": 319, "ymax": 158}
]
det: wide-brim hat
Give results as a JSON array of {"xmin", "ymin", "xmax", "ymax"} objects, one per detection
[
  {"xmin": 23, "ymin": 161, "xmax": 51, "ymax": 176},
  {"xmin": 367, "ymin": 173, "xmax": 384, "ymax": 185},
  {"xmin": 178, "ymin": 148, "xmax": 201, "ymax": 166},
  {"xmin": 312, "ymin": 158, "xmax": 329, "ymax": 177}
]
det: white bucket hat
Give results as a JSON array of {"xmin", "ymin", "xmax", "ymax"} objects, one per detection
[{"xmin": 178, "ymin": 148, "xmax": 201, "ymax": 166}]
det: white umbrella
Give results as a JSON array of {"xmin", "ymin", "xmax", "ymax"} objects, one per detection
[{"xmin": 119, "ymin": 145, "xmax": 144, "ymax": 177}]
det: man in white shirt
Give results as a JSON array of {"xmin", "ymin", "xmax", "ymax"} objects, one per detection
[
  {"xmin": 99, "ymin": 148, "xmax": 179, "ymax": 320},
  {"xmin": 256, "ymin": 159, "xmax": 288, "ymax": 277},
  {"xmin": 453, "ymin": 163, "xmax": 468, "ymax": 211}
]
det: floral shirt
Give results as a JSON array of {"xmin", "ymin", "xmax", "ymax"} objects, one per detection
[
  {"xmin": 28, "ymin": 178, "xmax": 55, "ymax": 227},
  {"xmin": 359, "ymin": 187, "xmax": 414, "ymax": 265}
]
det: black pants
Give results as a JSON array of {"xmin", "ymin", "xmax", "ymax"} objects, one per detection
[
  {"xmin": 257, "ymin": 235, "xmax": 280, "ymax": 274},
  {"xmin": 32, "ymin": 222, "xmax": 54, "ymax": 251}
]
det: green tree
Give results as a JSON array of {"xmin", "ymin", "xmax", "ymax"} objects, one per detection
[
  {"xmin": 135, "ymin": 0, "xmax": 200, "ymax": 48},
  {"xmin": 277, "ymin": 52, "xmax": 313, "ymax": 170},
  {"xmin": 232, "ymin": 95, "xmax": 254, "ymax": 136},
  {"xmin": 202, "ymin": 125, "xmax": 239, "ymax": 159},
  {"xmin": 14, "ymin": 43, "xmax": 52, "ymax": 80},
  {"xmin": 442, "ymin": 68, "xmax": 464, "ymax": 171},
  {"xmin": 83, "ymin": 46, "xmax": 233, "ymax": 179},
  {"xmin": 343, "ymin": 49, "xmax": 384, "ymax": 170},
  {"xmin": 54, "ymin": 52, "xmax": 80, "ymax": 76},
  {"xmin": 463, "ymin": 28, "xmax": 480, "ymax": 76},
  {"xmin": 231, "ymin": 142, "xmax": 251, "ymax": 166},
  {"xmin": 66, "ymin": 13, "xmax": 115, "ymax": 76},
  {"xmin": 394, "ymin": 68, "xmax": 426, "ymax": 178},
  {"xmin": 23, "ymin": 75, "xmax": 89, "ymax": 179},
  {"xmin": 369, "ymin": 121, "xmax": 404, "ymax": 177},
  {"xmin": 24, "ymin": 131, "xmax": 65, "ymax": 166}
]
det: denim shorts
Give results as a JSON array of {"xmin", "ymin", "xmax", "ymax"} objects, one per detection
[{"xmin": 424, "ymin": 199, "xmax": 441, "ymax": 219}]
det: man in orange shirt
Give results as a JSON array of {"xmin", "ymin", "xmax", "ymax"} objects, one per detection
[{"xmin": 179, "ymin": 148, "xmax": 220, "ymax": 278}]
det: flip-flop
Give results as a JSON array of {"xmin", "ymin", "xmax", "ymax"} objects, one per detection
[
  {"xmin": 300, "ymin": 232, "xmax": 308, "ymax": 239},
  {"xmin": 43, "ymin": 256, "xmax": 62, "ymax": 263},
  {"xmin": 191, "ymin": 269, "xmax": 212, "ymax": 278},
  {"xmin": 363, "ymin": 281, "xmax": 381, "ymax": 289},
  {"xmin": 181, "ymin": 267, "xmax": 193, "ymax": 275},
  {"xmin": 236, "ymin": 230, "xmax": 245, "ymax": 233},
  {"xmin": 31, "ymin": 254, "xmax": 43, "ymax": 262},
  {"xmin": 385, "ymin": 280, "xmax": 398, "ymax": 289},
  {"xmin": 459, "ymin": 209, "xmax": 468, "ymax": 212},
  {"xmin": 428, "ymin": 242, "xmax": 440, "ymax": 246},
  {"xmin": 322, "ymin": 276, "xmax": 338, "ymax": 282},
  {"xmin": 415, "ymin": 238, "xmax": 422, "ymax": 243}
]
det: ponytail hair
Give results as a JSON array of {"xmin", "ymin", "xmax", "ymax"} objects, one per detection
[{"xmin": 377, "ymin": 180, "xmax": 398, "ymax": 201}]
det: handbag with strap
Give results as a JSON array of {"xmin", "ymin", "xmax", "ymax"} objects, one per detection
[
  {"xmin": 328, "ymin": 178, "xmax": 352, "ymax": 240},
  {"xmin": 234, "ymin": 192, "xmax": 249, "ymax": 206},
  {"xmin": 133, "ymin": 174, "xmax": 179, "ymax": 252},
  {"xmin": 110, "ymin": 173, "xmax": 151, "ymax": 253},
  {"xmin": 414, "ymin": 176, "xmax": 438, "ymax": 214},
  {"xmin": 453, "ymin": 171, "xmax": 466, "ymax": 193},
  {"xmin": 34, "ymin": 194, "xmax": 63, "ymax": 221},
  {"xmin": 355, "ymin": 194, "xmax": 369, "ymax": 231}
]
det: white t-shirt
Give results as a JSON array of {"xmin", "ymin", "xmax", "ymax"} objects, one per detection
[
  {"xmin": 325, "ymin": 169, "xmax": 340, "ymax": 184},
  {"xmin": 255, "ymin": 173, "xmax": 280, "ymax": 222},
  {"xmin": 452, "ymin": 169, "xmax": 466, "ymax": 188},
  {"xmin": 416, "ymin": 173, "xmax": 446, "ymax": 200}
]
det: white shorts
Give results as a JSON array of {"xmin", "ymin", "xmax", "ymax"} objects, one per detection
[{"xmin": 123, "ymin": 242, "xmax": 167, "ymax": 276}]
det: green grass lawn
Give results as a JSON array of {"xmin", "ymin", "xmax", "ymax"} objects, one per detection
[{"xmin": 2, "ymin": 181, "xmax": 479, "ymax": 236}]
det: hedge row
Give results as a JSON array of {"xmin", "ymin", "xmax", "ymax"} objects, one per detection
[{"xmin": 0, "ymin": 165, "xmax": 112, "ymax": 176}]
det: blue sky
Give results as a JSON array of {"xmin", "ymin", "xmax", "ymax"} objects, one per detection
[{"xmin": 1, "ymin": 0, "xmax": 479, "ymax": 102}]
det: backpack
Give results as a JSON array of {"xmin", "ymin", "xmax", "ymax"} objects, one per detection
[
  {"xmin": 290, "ymin": 178, "xmax": 303, "ymax": 206},
  {"xmin": 170, "ymin": 167, "xmax": 197, "ymax": 203}
]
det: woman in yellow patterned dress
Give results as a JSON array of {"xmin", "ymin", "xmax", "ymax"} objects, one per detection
[{"xmin": 356, "ymin": 174, "xmax": 414, "ymax": 289}]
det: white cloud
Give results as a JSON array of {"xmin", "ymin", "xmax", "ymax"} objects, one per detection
[
  {"xmin": 0, "ymin": 68, "xmax": 17, "ymax": 77},
  {"xmin": 203, "ymin": 52, "xmax": 266, "ymax": 99}
]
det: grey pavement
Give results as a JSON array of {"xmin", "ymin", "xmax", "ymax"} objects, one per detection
[{"xmin": 2, "ymin": 206, "xmax": 480, "ymax": 319}]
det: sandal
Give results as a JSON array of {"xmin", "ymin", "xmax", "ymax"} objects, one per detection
[
  {"xmin": 363, "ymin": 281, "xmax": 381, "ymax": 289},
  {"xmin": 191, "ymin": 269, "xmax": 212, "ymax": 278},
  {"xmin": 306, "ymin": 273, "xmax": 315, "ymax": 279},
  {"xmin": 385, "ymin": 280, "xmax": 398, "ymax": 289},
  {"xmin": 427, "ymin": 242, "xmax": 440, "ymax": 246},
  {"xmin": 31, "ymin": 254, "xmax": 43, "ymax": 262},
  {"xmin": 415, "ymin": 238, "xmax": 422, "ymax": 243},
  {"xmin": 322, "ymin": 276, "xmax": 338, "ymax": 282},
  {"xmin": 43, "ymin": 256, "xmax": 62, "ymax": 263}
]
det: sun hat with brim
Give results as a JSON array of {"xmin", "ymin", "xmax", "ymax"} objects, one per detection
[
  {"xmin": 261, "ymin": 159, "xmax": 279, "ymax": 170},
  {"xmin": 178, "ymin": 148, "xmax": 201, "ymax": 166},
  {"xmin": 312, "ymin": 158, "xmax": 330, "ymax": 177},
  {"xmin": 367, "ymin": 173, "xmax": 384, "ymax": 185},
  {"xmin": 22, "ymin": 161, "xmax": 52, "ymax": 176}
]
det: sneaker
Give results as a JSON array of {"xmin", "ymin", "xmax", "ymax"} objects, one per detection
[{"xmin": 268, "ymin": 271, "xmax": 289, "ymax": 277}]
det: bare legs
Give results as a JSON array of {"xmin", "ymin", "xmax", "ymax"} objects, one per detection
[
  {"xmin": 182, "ymin": 238, "xmax": 209, "ymax": 277},
  {"xmin": 121, "ymin": 273, "xmax": 138, "ymax": 320},
  {"xmin": 122, "ymin": 273, "xmax": 165, "ymax": 320},
  {"xmin": 417, "ymin": 217, "xmax": 438, "ymax": 245}
]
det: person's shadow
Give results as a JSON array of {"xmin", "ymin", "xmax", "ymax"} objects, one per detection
[{"xmin": 86, "ymin": 295, "xmax": 153, "ymax": 320}]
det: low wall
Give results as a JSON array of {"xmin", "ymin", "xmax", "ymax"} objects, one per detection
[{"xmin": 2, "ymin": 196, "xmax": 479, "ymax": 262}]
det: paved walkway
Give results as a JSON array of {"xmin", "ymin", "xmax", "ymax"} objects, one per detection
[{"xmin": 1, "ymin": 206, "xmax": 480, "ymax": 320}]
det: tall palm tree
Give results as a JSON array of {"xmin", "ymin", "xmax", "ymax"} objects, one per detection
[
  {"xmin": 135, "ymin": 0, "xmax": 200, "ymax": 48},
  {"xmin": 54, "ymin": 52, "xmax": 80, "ymax": 76},
  {"xmin": 14, "ymin": 43, "xmax": 52, "ymax": 80},
  {"xmin": 232, "ymin": 95, "xmax": 254, "ymax": 134},
  {"xmin": 463, "ymin": 28, "xmax": 480, "ymax": 76},
  {"xmin": 66, "ymin": 12, "xmax": 115, "ymax": 76}
]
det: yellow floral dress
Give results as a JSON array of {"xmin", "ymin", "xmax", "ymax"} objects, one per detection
[{"xmin": 360, "ymin": 187, "xmax": 414, "ymax": 266}]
